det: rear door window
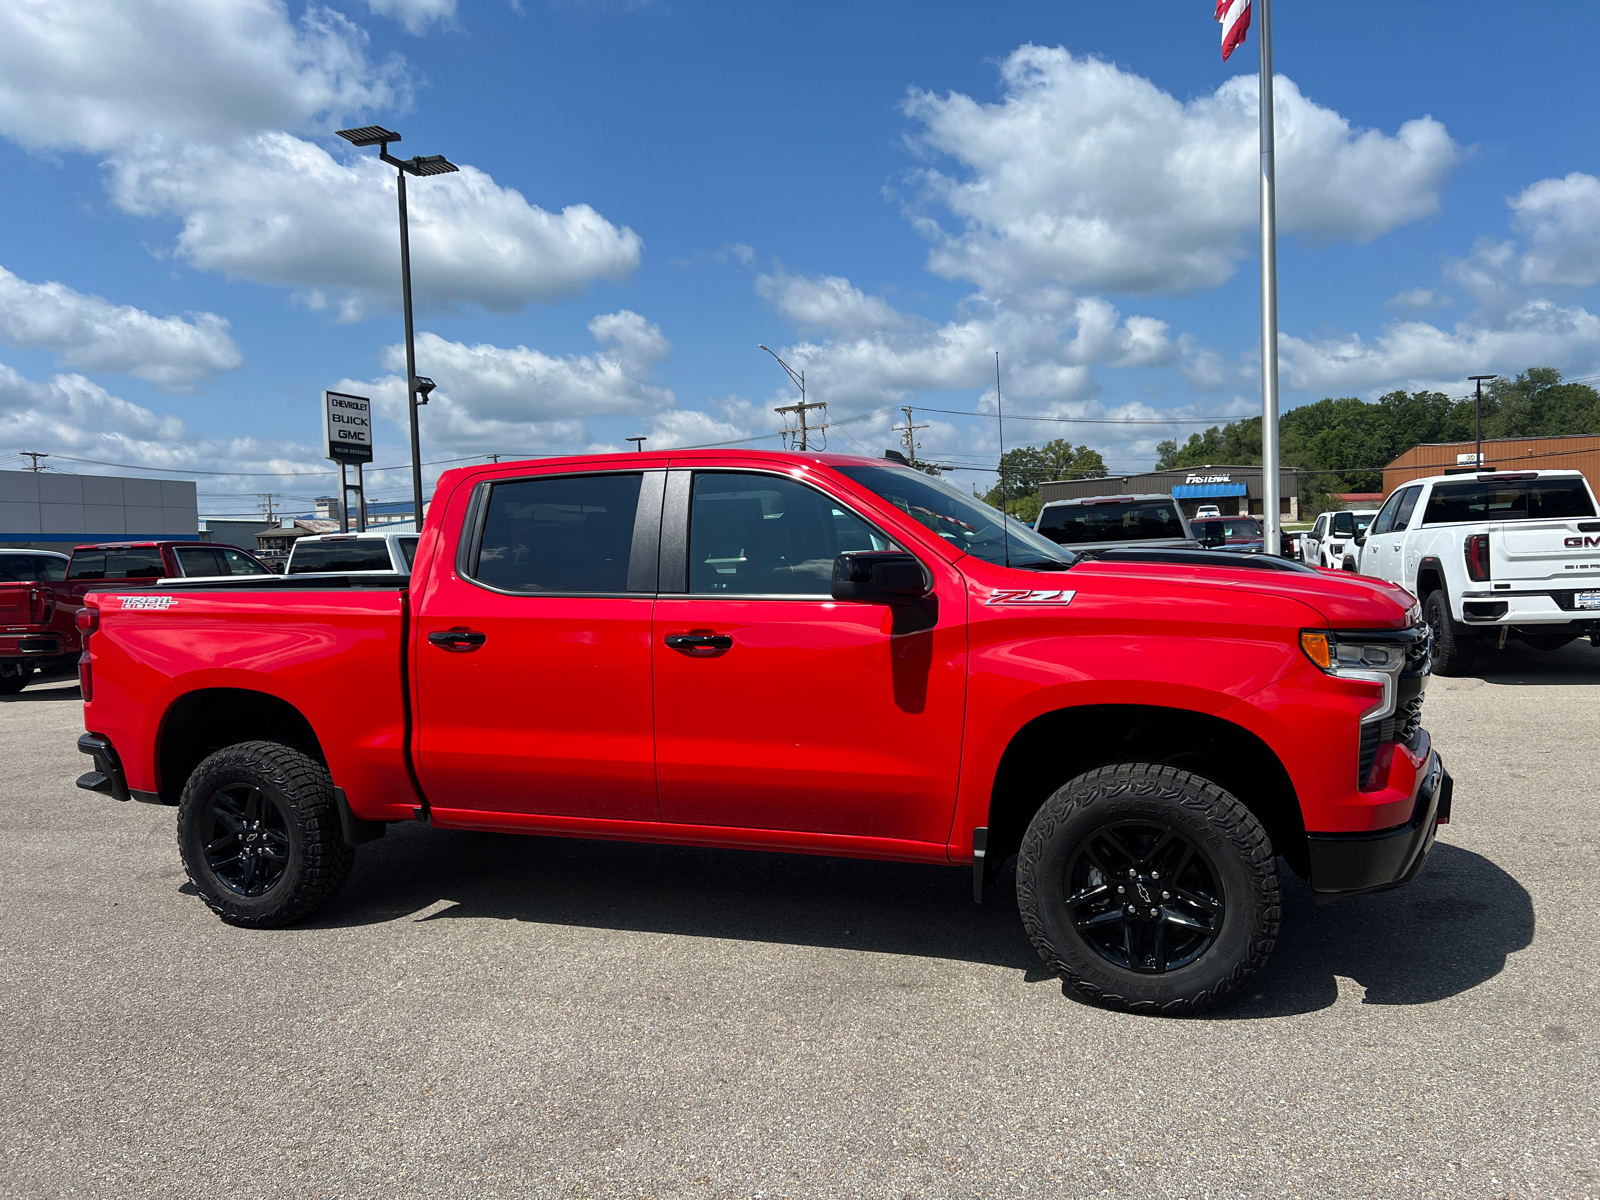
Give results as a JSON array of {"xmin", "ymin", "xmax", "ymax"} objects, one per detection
[
  {"xmin": 1392, "ymin": 487, "xmax": 1422, "ymax": 532},
  {"xmin": 1037, "ymin": 500, "xmax": 1187, "ymax": 545},
  {"xmin": 175, "ymin": 546, "xmax": 226, "ymax": 576},
  {"xmin": 74, "ymin": 548, "xmax": 165, "ymax": 579},
  {"xmin": 471, "ymin": 472, "xmax": 643, "ymax": 593},
  {"xmin": 0, "ymin": 554, "xmax": 62, "ymax": 582}
]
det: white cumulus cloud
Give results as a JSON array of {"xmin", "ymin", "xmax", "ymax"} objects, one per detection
[
  {"xmin": 0, "ymin": 0, "xmax": 639, "ymax": 314},
  {"xmin": 361, "ymin": 0, "xmax": 456, "ymax": 35},
  {"xmin": 1510, "ymin": 172, "xmax": 1600, "ymax": 288},
  {"xmin": 902, "ymin": 45, "xmax": 1459, "ymax": 295},
  {"xmin": 0, "ymin": 266, "xmax": 241, "ymax": 392}
]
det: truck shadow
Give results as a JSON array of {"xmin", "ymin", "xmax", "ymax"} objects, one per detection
[
  {"xmin": 1468, "ymin": 638, "xmax": 1600, "ymax": 686},
  {"xmin": 316, "ymin": 830, "xmax": 1530, "ymax": 1017}
]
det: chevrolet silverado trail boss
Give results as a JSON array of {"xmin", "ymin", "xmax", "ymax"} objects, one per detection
[
  {"xmin": 1354, "ymin": 469, "xmax": 1600, "ymax": 674},
  {"xmin": 73, "ymin": 452, "xmax": 1451, "ymax": 1015}
]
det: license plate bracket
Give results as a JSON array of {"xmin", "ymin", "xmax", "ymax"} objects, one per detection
[{"xmin": 1576, "ymin": 590, "xmax": 1600, "ymax": 610}]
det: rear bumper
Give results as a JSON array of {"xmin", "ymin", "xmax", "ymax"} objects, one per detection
[
  {"xmin": 0, "ymin": 633, "xmax": 64, "ymax": 658},
  {"xmin": 1307, "ymin": 751, "xmax": 1451, "ymax": 901},
  {"xmin": 1458, "ymin": 589, "xmax": 1600, "ymax": 625}
]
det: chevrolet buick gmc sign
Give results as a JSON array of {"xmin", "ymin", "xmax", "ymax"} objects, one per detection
[{"xmin": 324, "ymin": 391, "xmax": 373, "ymax": 464}]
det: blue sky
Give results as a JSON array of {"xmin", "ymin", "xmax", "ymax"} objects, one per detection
[{"xmin": 3, "ymin": 0, "xmax": 1600, "ymax": 516}]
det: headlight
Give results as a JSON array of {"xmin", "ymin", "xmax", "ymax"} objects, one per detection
[{"xmin": 1300, "ymin": 628, "xmax": 1428, "ymax": 722}]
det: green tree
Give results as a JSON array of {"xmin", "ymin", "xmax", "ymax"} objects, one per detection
[{"xmin": 981, "ymin": 438, "xmax": 1107, "ymax": 519}]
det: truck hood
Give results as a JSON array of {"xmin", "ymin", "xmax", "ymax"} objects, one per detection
[{"xmin": 985, "ymin": 558, "xmax": 1417, "ymax": 629}]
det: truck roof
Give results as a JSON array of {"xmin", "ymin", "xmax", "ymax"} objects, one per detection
[{"xmin": 1398, "ymin": 468, "xmax": 1590, "ymax": 489}]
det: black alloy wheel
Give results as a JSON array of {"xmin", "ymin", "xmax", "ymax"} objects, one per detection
[
  {"xmin": 1066, "ymin": 821, "xmax": 1224, "ymax": 974},
  {"xmin": 1423, "ymin": 590, "xmax": 1475, "ymax": 676},
  {"xmin": 177, "ymin": 740, "xmax": 356, "ymax": 927},
  {"xmin": 201, "ymin": 783, "xmax": 292, "ymax": 897},
  {"xmin": 1017, "ymin": 762, "xmax": 1279, "ymax": 1015}
]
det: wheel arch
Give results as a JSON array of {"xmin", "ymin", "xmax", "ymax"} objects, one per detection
[
  {"xmin": 156, "ymin": 687, "xmax": 326, "ymax": 804},
  {"xmin": 984, "ymin": 704, "xmax": 1307, "ymax": 879},
  {"xmin": 1415, "ymin": 556, "xmax": 1447, "ymax": 605}
]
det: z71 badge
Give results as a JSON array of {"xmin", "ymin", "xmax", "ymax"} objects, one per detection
[
  {"xmin": 119, "ymin": 595, "xmax": 175, "ymax": 610},
  {"xmin": 985, "ymin": 589, "xmax": 1076, "ymax": 606}
]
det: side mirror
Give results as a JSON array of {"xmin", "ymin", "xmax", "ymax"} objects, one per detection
[
  {"xmin": 1194, "ymin": 521, "xmax": 1225, "ymax": 549},
  {"xmin": 832, "ymin": 551, "xmax": 929, "ymax": 603},
  {"xmin": 1353, "ymin": 528, "xmax": 1367, "ymax": 546}
]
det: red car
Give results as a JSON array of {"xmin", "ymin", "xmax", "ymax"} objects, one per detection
[
  {"xmin": 1, "ymin": 549, "xmax": 71, "ymax": 694},
  {"xmin": 72, "ymin": 453, "xmax": 1449, "ymax": 1015}
]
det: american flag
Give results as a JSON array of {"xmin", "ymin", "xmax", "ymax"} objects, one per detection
[{"xmin": 1216, "ymin": 0, "xmax": 1250, "ymax": 61}]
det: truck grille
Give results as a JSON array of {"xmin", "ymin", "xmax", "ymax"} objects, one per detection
[{"xmin": 1358, "ymin": 625, "xmax": 1429, "ymax": 791}]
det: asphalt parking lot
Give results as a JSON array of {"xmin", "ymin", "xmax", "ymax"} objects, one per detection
[{"xmin": 2, "ymin": 645, "xmax": 1598, "ymax": 1200}]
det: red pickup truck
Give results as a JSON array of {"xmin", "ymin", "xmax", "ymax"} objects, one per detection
[{"xmin": 72, "ymin": 452, "xmax": 1450, "ymax": 1015}]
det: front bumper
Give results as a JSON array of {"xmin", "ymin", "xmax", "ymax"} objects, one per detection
[{"xmin": 1307, "ymin": 750, "xmax": 1451, "ymax": 902}]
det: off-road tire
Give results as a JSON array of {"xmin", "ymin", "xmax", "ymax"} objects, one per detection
[
  {"xmin": 1424, "ymin": 590, "xmax": 1476, "ymax": 676},
  {"xmin": 177, "ymin": 741, "xmax": 355, "ymax": 928},
  {"xmin": 0, "ymin": 662, "xmax": 34, "ymax": 695},
  {"xmin": 1016, "ymin": 762, "xmax": 1279, "ymax": 1016}
]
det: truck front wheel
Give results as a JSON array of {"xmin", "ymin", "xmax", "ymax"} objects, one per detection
[
  {"xmin": 177, "ymin": 741, "xmax": 355, "ymax": 928},
  {"xmin": 1016, "ymin": 763, "xmax": 1279, "ymax": 1016}
]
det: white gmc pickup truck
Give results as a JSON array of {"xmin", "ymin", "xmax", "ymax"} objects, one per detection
[{"xmin": 1355, "ymin": 469, "xmax": 1600, "ymax": 674}]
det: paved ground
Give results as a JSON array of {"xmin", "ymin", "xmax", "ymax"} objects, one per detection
[{"xmin": 2, "ymin": 644, "xmax": 1598, "ymax": 1200}]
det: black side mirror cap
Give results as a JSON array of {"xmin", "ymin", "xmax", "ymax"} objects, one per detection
[
  {"xmin": 831, "ymin": 551, "xmax": 929, "ymax": 603},
  {"xmin": 1353, "ymin": 529, "xmax": 1367, "ymax": 545}
]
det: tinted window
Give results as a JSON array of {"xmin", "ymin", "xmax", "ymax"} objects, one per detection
[
  {"xmin": 175, "ymin": 546, "xmax": 226, "ymax": 576},
  {"xmin": 289, "ymin": 540, "xmax": 396, "ymax": 574},
  {"xmin": 0, "ymin": 553, "xmax": 65, "ymax": 582},
  {"xmin": 1370, "ymin": 490, "xmax": 1405, "ymax": 536},
  {"xmin": 76, "ymin": 547, "xmax": 166, "ymax": 579},
  {"xmin": 835, "ymin": 464, "xmax": 1073, "ymax": 567},
  {"xmin": 473, "ymin": 473, "xmax": 642, "ymax": 593},
  {"xmin": 1422, "ymin": 477, "xmax": 1597, "ymax": 524},
  {"xmin": 1195, "ymin": 518, "xmax": 1262, "ymax": 541},
  {"xmin": 1037, "ymin": 500, "xmax": 1187, "ymax": 545},
  {"xmin": 1392, "ymin": 487, "xmax": 1422, "ymax": 532},
  {"xmin": 397, "ymin": 537, "xmax": 419, "ymax": 568},
  {"xmin": 1331, "ymin": 512, "xmax": 1355, "ymax": 536},
  {"xmin": 689, "ymin": 473, "xmax": 894, "ymax": 595},
  {"xmin": 217, "ymin": 547, "xmax": 267, "ymax": 576}
]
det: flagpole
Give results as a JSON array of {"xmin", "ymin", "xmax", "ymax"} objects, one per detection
[{"xmin": 1257, "ymin": 0, "xmax": 1281, "ymax": 555}]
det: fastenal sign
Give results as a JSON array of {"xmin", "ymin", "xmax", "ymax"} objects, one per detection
[
  {"xmin": 1185, "ymin": 473, "xmax": 1233, "ymax": 484},
  {"xmin": 324, "ymin": 391, "xmax": 373, "ymax": 464}
]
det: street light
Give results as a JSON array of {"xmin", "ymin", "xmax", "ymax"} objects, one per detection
[
  {"xmin": 758, "ymin": 344, "xmax": 825, "ymax": 451},
  {"xmin": 336, "ymin": 125, "xmax": 459, "ymax": 532},
  {"xmin": 1468, "ymin": 376, "xmax": 1497, "ymax": 470}
]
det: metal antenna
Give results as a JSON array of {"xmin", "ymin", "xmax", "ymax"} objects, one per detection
[{"xmin": 996, "ymin": 351, "xmax": 1010, "ymax": 568}]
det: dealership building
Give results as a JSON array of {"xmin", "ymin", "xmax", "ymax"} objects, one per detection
[
  {"xmin": 1039, "ymin": 465, "xmax": 1301, "ymax": 520},
  {"xmin": 0, "ymin": 470, "xmax": 199, "ymax": 551}
]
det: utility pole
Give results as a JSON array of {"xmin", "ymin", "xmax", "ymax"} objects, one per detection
[
  {"xmin": 1469, "ymin": 375, "xmax": 1498, "ymax": 468},
  {"xmin": 759, "ymin": 345, "xmax": 827, "ymax": 450},
  {"xmin": 257, "ymin": 493, "xmax": 281, "ymax": 526},
  {"xmin": 19, "ymin": 452, "xmax": 48, "ymax": 472},
  {"xmin": 892, "ymin": 406, "xmax": 929, "ymax": 467}
]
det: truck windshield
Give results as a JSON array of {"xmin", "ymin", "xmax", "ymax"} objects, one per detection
[
  {"xmin": 836, "ymin": 465, "xmax": 1075, "ymax": 568},
  {"xmin": 1423, "ymin": 478, "xmax": 1597, "ymax": 524},
  {"xmin": 1037, "ymin": 500, "xmax": 1186, "ymax": 545}
]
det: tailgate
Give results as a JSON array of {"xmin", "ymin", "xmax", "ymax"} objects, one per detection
[
  {"xmin": 0, "ymin": 584, "xmax": 29, "ymax": 623},
  {"xmin": 1493, "ymin": 520, "xmax": 1600, "ymax": 583}
]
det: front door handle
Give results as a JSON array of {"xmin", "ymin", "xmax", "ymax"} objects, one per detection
[
  {"xmin": 664, "ymin": 633, "xmax": 733, "ymax": 652},
  {"xmin": 428, "ymin": 628, "xmax": 487, "ymax": 651}
]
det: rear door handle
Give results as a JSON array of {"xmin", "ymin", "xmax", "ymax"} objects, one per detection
[
  {"xmin": 428, "ymin": 628, "xmax": 487, "ymax": 651},
  {"xmin": 664, "ymin": 633, "xmax": 733, "ymax": 652}
]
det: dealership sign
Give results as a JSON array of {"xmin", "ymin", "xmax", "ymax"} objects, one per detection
[{"xmin": 324, "ymin": 391, "xmax": 373, "ymax": 464}]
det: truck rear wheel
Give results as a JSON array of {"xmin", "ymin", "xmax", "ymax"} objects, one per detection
[
  {"xmin": 177, "ymin": 741, "xmax": 355, "ymax": 928},
  {"xmin": 0, "ymin": 662, "xmax": 34, "ymax": 695},
  {"xmin": 1016, "ymin": 763, "xmax": 1279, "ymax": 1016},
  {"xmin": 1424, "ymin": 590, "xmax": 1476, "ymax": 676}
]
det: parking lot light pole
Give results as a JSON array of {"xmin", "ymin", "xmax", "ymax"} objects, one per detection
[
  {"xmin": 1469, "ymin": 376, "xmax": 1497, "ymax": 470},
  {"xmin": 336, "ymin": 126, "xmax": 459, "ymax": 532}
]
